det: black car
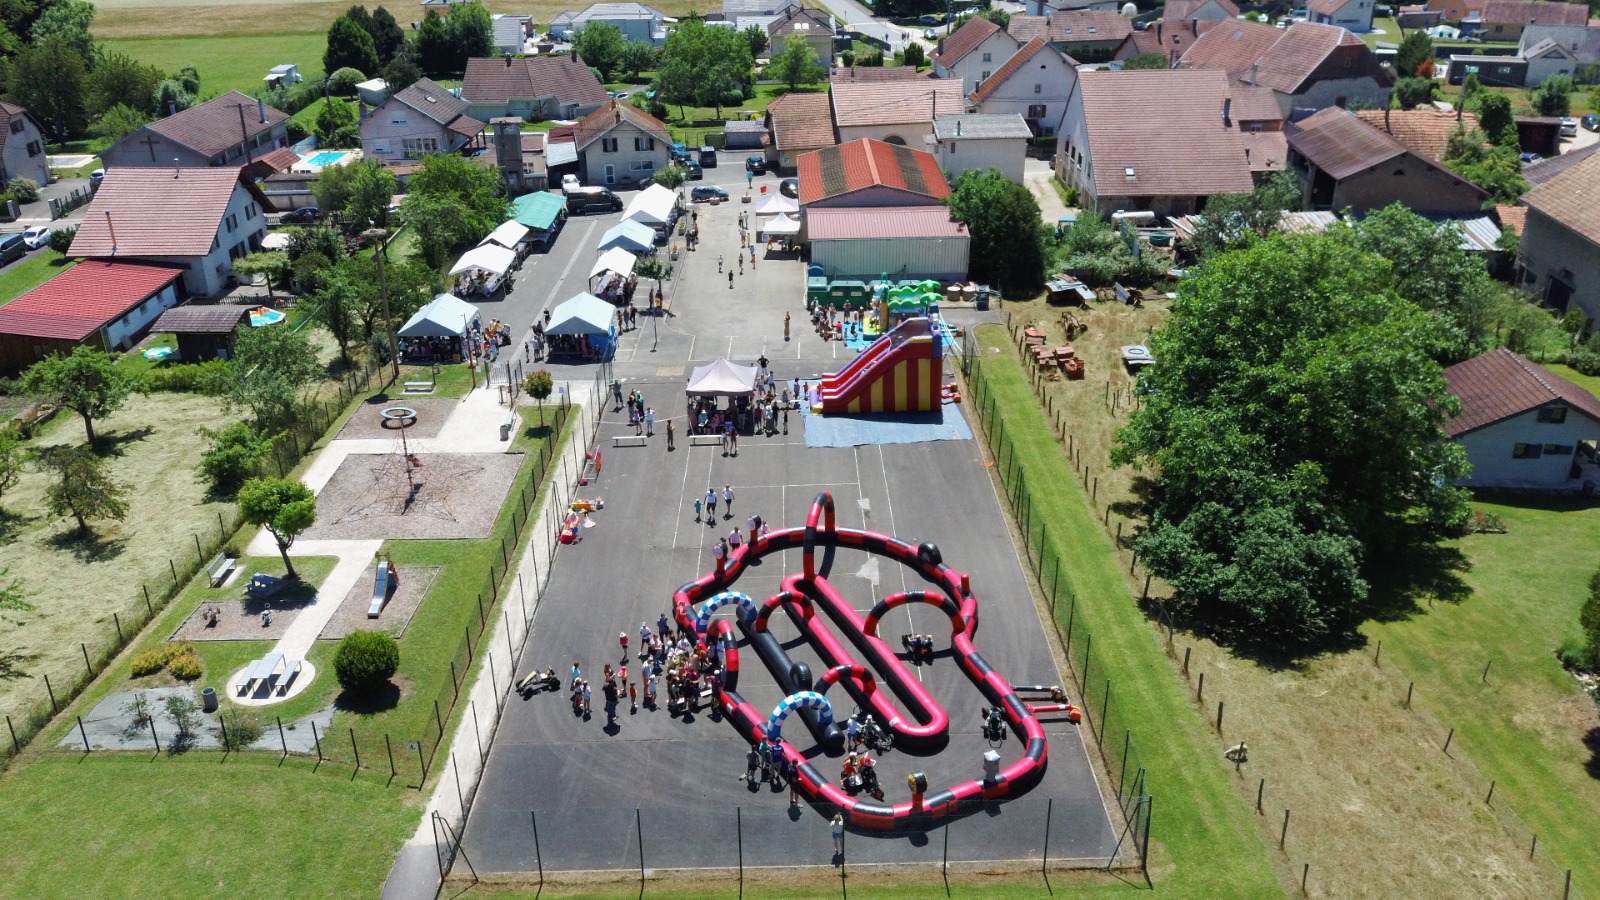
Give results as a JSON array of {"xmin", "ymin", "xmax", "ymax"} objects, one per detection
[
  {"xmin": 0, "ymin": 233, "xmax": 25, "ymax": 266},
  {"xmin": 691, "ymin": 185, "xmax": 729, "ymax": 202},
  {"xmin": 1585, "ymin": 113, "xmax": 1599, "ymax": 132},
  {"xmin": 683, "ymin": 159, "xmax": 704, "ymax": 180},
  {"xmin": 779, "ymin": 178, "xmax": 798, "ymax": 198},
  {"xmin": 280, "ymin": 207, "xmax": 320, "ymax": 224},
  {"xmin": 746, "ymin": 155, "xmax": 766, "ymax": 175}
]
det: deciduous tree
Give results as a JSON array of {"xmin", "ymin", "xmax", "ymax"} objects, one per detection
[
  {"xmin": 35, "ymin": 445, "xmax": 130, "ymax": 534},
  {"xmin": 764, "ymin": 34, "xmax": 825, "ymax": 91},
  {"xmin": 325, "ymin": 14, "xmax": 380, "ymax": 78},
  {"xmin": 1395, "ymin": 30, "xmax": 1433, "ymax": 78},
  {"xmin": 444, "ymin": 0, "xmax": 494, "ymax": 73},
  {"xmin": 90, "ymin": 52, "xmax": 162, "ymax": 117},
  {"xmin": 947, "ymin": 167, "xmax": 1046, "ymax": 296},
  {"xmin": 575, "ymin": 21, "xmax": 627, "ymax": 81},
  {"xmin": 6, "ymin": 34, "xmax": 88, "ymax": 143},
  {"xmin": 215, "ymin": 321, "xmax": 323, "ymax": 426},
  {"xmin": 1190, "ymin": 170, "xmax": 1301, "ymax": 258},
  {"xmin": 237, "ymin": 478, "xmax": 317, "ymax": 579},
  {"xmin": 1531, "ymin": 74, "xmax": 1574, "ymax": 117},
  {"xmin": 18, "ymin": 346, "xmax": 137, "ymax": 446}
]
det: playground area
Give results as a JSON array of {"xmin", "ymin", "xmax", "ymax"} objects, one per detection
[
  {"xmin": 460, "ymin": 381, "xmax": 1120, "ymax": 871},
  {"xmin": 302, "ymin": 452, "xmax": 523, "ymax": 541},
  {"xmin": 335, "ymin": 397, "xmax": 459, "ymax": 441},
  {"xmin": 319, "ymin": 565, "xmax": 439, "ymax": 641}
]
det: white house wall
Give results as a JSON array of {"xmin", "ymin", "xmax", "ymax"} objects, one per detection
[
  {"xmin": 972, "ymin": 51, "xmax": 1077, "ymax": 136},
  {"xmin": 934, "ymin": 31, "xmax": 1022, "ymax": 95},
  {"xmin": 937, "ymin": 136, "xmax": 1027, "ymax": 182},
  {"xmin": 105, "ymin": 281, "xmax": 182, "ymax": 349},
  {"xmin": 1455, "ymin": 407, "xmax": 1600, "ymax": 489},
  {"xmin": 810, "ymin": 236, "xmax": 970, "ymax": 281}
]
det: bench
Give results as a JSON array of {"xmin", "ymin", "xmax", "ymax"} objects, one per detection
[
  {"xmin": 276, "ymin": 658, "xmax": 302, "ymax": 695},
  {"xmin": 689, "ymin": 434, "xmax": 723, "ymax": 446},
  {"xmin": 612, "ymin": 434, "xmax": 648, "ymax": 447},
  {"xmin": 499, "ymin": 411, "xmax": 517, "ymax": 442},
  {"xmin": 206, "ymin": 553, "xmax": 236, "ymax": 588},
  {"xmin": 403, "ymin": 380, "xmax": 434, "ymax": 393}
]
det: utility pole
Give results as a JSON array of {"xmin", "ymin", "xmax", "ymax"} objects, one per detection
[{"xmin": 364, "ymin": 227, "xmax": 402, "ymax": 382}]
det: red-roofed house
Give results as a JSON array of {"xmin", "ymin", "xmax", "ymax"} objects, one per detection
[
  {"xmin": 70, "ymin": 168, "xmax": 270, "ymax": 297},
  {"xmin": 1163, "ymin": 0, "xmax": 1240, "ymax": 20},
  {"xmin": 1482, "ymin": 0, "xmax": 1587, "ymax": 42},
  {"xmin": 968, "ymin": 38, "xmax": 1079, "ymax": 137},
  {"xmin": 462, "ymin": 55, "xmax": 610, "ymax": 122},
  {"xmin": 831, "ymin": 79, "xmax": 966, "ymax": 147},
  {"xmin": 931, "ymin": 15, "xmax": 1020, "ymax": 94},
  {"xmin": 1008, "ymin": 11, "xmax": 1132, "ymax": 61},
  {"xmin": 796, "ymin": 137, "xmax": 951, "ymax": 208},
  {"xmin": 1443, "ymin": 348, "xmax": 1600, "ymax": 489},
  {"xmin": 100, "ymin": 91, "xmax": 290, "ymax": 170},
  {"xmin": 361, "ymin": 77, "xmax": 485, "ymax": 165},
  {"xmin": 573, "ymin": 100, "xmax": 672, "ymax": 186},
  {"xmin": 764, "ymin": 92, "xmax": 836, "ymax": 174},
  {"xmin": 1178, "ymin": 21, "xmax": 1393, "ymax": 113},
  {"xmin": 0, "ymin": 262, "xmax": 183, "ymax": 373},
  {"xmin": 1285, "ymin": 107, "xmax": 1487, "ymax": 213}
]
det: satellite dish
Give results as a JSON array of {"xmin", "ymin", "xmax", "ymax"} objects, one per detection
[{"xmin": 1122, "ymin": 3, "xmax": 1137, "ymax": 17}]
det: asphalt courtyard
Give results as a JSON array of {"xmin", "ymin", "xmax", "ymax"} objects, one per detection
[{"xmin": 458, "ymin": 171, "xmax": 1119, "ymax": 872}]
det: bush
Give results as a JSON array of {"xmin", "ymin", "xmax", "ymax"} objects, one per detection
[
  {"xmin": 167, "ymin": 652, "xmax": 204, "ymax": 680},
  {"xmin": 217, "ymin": 712, "xmax": 263, "ymax": 750},
  {"xmin": 328, "ymin": 67, "xmax": 367, "ymax": 96},
  {"xmin": 199, "ymin": 421, "xmax": 275, "ymax": 495},
  {"xmin": 333, "ymin": 629, "xmax": 399, "ymax": 694},
  {"xmin": 6, "ymin": 177, "xmax": 39, "ymax": 203},
  {"xmin": 1565, "ymin": 347, "xmax": 1600, "ymax": 377},
  {"xmin": 130, "ymin": 648, "xmax": 168, "ymax": 677},
  {"xmin": 142, "ymin": 358, "xmax": 232, "ymax": 393},
  {"xmin": 285, "ymin": 120, "xmax": 311, "ymax": 144},
  {"xmin": 47, "ymin": 227, "xmax": 75, "ymax": 254},
  {"xmin": 1557, "ymin": 635, "xmax": 1589, "ymax": 670}
]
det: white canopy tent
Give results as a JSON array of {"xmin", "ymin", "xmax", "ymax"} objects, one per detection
[
  {"xmin": 760, "ymin": 213, "xmax": 801, "ymax": 238},
  {"xmin": 398, "ymin": 293, "xmax": 481, "ymax": 338},
  {"xmin": 546, "ymin": 292, "xmax": 616, "ymax": 336},
  {"xmin": 623, "ymin": 183, "xmax": 678, "ymax": 227},
  {"xmin": 589, "ymin": 247, "xmax": 638, "ymax": 281},
  {"xmin": 449, "ymin": 243, "xmax": 516, "ymax": 277},
  {"xmin": 754, "ymin": 193, "xmax": 798, "ymax": 216},
  {"xmin": 685, "ymin": 358, "xmax": 758, "ymax": 397},
  {"xmin": 597, "ymin": 219, "xmax": 656, "ymax": 254},
  {"xmin": 480, "ymin": 220, "xmax": 530, "ymax": 250}
]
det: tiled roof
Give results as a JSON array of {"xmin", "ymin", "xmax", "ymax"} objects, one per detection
[
  {"xmin": 1009, "ymin": 10, "xmax": 1133, "ymax": 44},
  {"xmin": 1285, "ymin": 106, "xmax": 1406, "ymax": 179},
  {"xmin": 1119, "ymin": 19, "xmax": 1214, "ymax": 58},
  {"xmin": 829, "ymin": 66, "xmax": 929, "ymax": 83},
  {"xmin": 931, "ymin": 15, "xmax": 1001, "ymax": 65},
  {"xmin": 1444, "ymin": 348, "xmax": 1600, "ymax": 436},
  {"xmin": 573, "ymin": 100, "xmax": 671, "ymax": 150},
  {"xmin": 1229, "ymin": 83, "xmax": 1284, "ymax": 122},
  {"xmin": 462, "ymin": 55, "xmax": 609, "ymax": 106},
  {"xmin": 1308, "ymin": 0, "xmax": 1354, "ymax": 16},
  {"xmin": 71, "ymin": 168, "xmax": 255, "ymax": 258},
  {"xmin": 0, "ymin": 102, "xmax": 36, "ymax": 155},
  {"xmin": 1520, "ymin": 145, "xmax": 1600, "ymax": 247},
  {"xmin": 767, "ymin": 92, "xmax": 836, "ymax": 151},
  {"xmin": 1250, "ymin": 22, "xmax": 1371, "ymax": 93},
  {"xmin": 807, "ymin": 206, "xmax": 968, "ymax": 239},
  {"xmin": 1353, "ymin": 108, "xmax": 1477, "ymax": 161},
  {"xmin": 150, "ymin": 304, "xmax": 252, "ymax": 335},
  {"xmin": 1493, "ymin": 204, "xmax": 1527, "ymax": 235},
  {"xmin": 252, "ymin": 145, "xmax": 301, "ymax": 172},
  {"xmin": 1176, "ymin": 18, "xmax": 1282, "ymax": 78},
  {"xmin": 796, "ymin": 138, "xmax": 950, "ymax": 205},
  {"xmin": 1483, "ymin": 0, "xmax": 1587, "ymax": 26},
  {"xmin": 832, "ymin": 79, "xmax": 965, "ymax": 127},
  {"xmin": 392, "ymin": 77, "xmax": 472, "ymax": 126},
  {"xmin": 971, "ymin": 38, "xmax": 1059, "ymax": 103},
  {"xmin": 1522, "ymin": 139, "xmax": 1600, "ymax": 185},
  {"xmin": 1164, "ymin": 0, "xmax": 1240, "ymax": 17},
  {"xmin": 1077, "ymin": 69, "xmax": 1255, "ymax": 197},
  {"xmin": 144, "ymin": 91, "xmax": 288, "ymax": 158},
  {"xmin": 573, "ymin": 2, "xmax": 661, "ymax": 22},
  {"xmin": 768, "ymin": 5, "xmax": 832, "ymax": 37},
  {"xmin": 0, "ymin": 262, "xmax": 179, "ymax": 341},
  {"xmin": 933, "ymin": 113, "xmax": 1034, "ymax": 139},
  {"xmin": 1242, "ymin": 130, "xmax": 1288, "ymax": 171}
]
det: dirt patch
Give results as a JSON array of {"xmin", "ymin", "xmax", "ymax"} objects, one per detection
[
  {"xmin": 319, "ymin": 565, "xmax": 439, "ymax": 641},
  {"xmin": 168, "ymin": 599, "xmax": 307, "ymax": 642},
  {"xmin": 335, "ymin": 398, "xmax": 457, "ymax": 441},
  {"xmin": 304, "ymin": 453, "xmax": 522, "ymax": 540}
]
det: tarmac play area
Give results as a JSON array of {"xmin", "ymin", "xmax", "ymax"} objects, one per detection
[{"xmin": 460, "ymin": 398, "xmax": 1120, "ymax": 871}]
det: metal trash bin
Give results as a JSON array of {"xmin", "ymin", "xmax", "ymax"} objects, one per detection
[
  {"xmin": 975, "ymin": 285, "xmax": 991, "ymax": 311},
  {"xmin": 201, "ymin": 687, "xmax": 218, "ymax": 713}
]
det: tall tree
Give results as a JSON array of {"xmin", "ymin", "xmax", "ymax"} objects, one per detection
[
  {"xmin": 311, "ymin": 273, "xmax": 362, "ymax": 364},
  {"xmin": 237, "ymin": 478, "xmax": 317, "ymax": 579},
  {"xmin": 369, "ymin": 6, "xmax": 407, "ymax": 63},
  {"xmin": 1475, "ymin": 92, "xmax": 1516, "ymax": 145},
  {"xmin": 1113, "ymin": 234, "xmax": 1470, "ymax": 640},
  {"xmin": 215, "ymin": 321, "xmax": 323, "ymax": 426},
  {"xmin": 1395, "ymin": 30, "xmax": 1433, "ymax": 78},
  {"xmin": 347, "ymin": 159, "xmax": 397, "ymax": 229},
  {"xmin": 1442, "ymin": 124, "xmax": 1526, "ymax": 204},
  {"xmin": 619, "ymin": 40, "xmax": 656, "ymax": 80},
  {"xmin": 35, "ymin": 445, "xmax": 130, "ymax": 535},
  {"xmin": 947, "ymin": 167, "xmax": 1046, "ymax": 296},
  {"xmin": 444, "ymin": 1, "xmax": 494, "ymax": 74},
  {"xmin": 763, "ymin": 34, "xmax": 825, "ymax": 91},
  {"xmin": 1190, "ymin": 170, "xmax": 1301, "ymax": 258},
  {"xmin": 741, "ymin": 23, "xmax": 768, "ymax": 57},
  {"xmin": 417, "ymin": 9, "xmax": 451, "ymax": 78},
  {"xmin": 658, "ymin": 19, "xmax": 754, "ymax": 114},
  {"xmin": 90, "ymin": 51, "xmax": 162, "ymax": 117},
  {"xmin": 325, "ymin": 15, "xmax": 380, "ymax": 79},
  {"xmin": 402, "ymin": 151, "xmax": 506, "ymax": 264},
  {"xmin": 574, "ymin": 22, "xmax": 626, "ymax": 82},
  {"xmin": 18, "ymin": 346, "xmax": 137, "ymax": 446},
  {"xmin": 31, "ymin": 0, "xmax": 94, "ymax": 63},
  {"xmin": 6, "ymin": 34, "xmax": 88, "ymax": 143},
  {"xmin": 381, "ymin": 43, "xmax": 423, "ymax": 91}
]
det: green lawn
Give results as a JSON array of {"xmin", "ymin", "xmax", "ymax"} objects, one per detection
[
  {"xmin": 0, "ymin": 250, "xmax": 72, "ymax": 304},
  {"xmin": 292, "ymin": 96, "xmax": 358, "ymax": 136},
  {"xmin": 1359, "ymin": 15, "xmax": 1403, "ymax": 48},
  {"xmin": 965, "ymin": 325, "xmax": 1284, "ymax": 896},
  {"xmin": 1365, "ymin": 496, "xmax": 1600, "ymax": 892},
  {"xmin": 102, "ymin": 33, "xmax": 327, "ymax": 97}
]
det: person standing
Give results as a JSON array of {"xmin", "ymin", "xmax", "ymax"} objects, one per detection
[
  {"xmin": 666, "ymin": 419, "xmax": 675, "ymax": 451},
  {"xmin": 782, "ymin": 406, "xmax": 789, "ymax": 435},
  {"xmin": 713, "ymin": 537, "xmax": 727, "ymax": 574},
  {"xmin": 831, "ymin": 814, "xmax": 845, "ymax": 856},
  {"xmin": 728, "ymin": 526, "xmax": 742, "ymax": 550},
  {"xmin": 644, "ymin": 666, "xmax": 656, "ymax": 706},
  {"xmin": 706, "ymin": 487, "xmax": 718, "ymax": 520},
  {"xmin": 581, "ymin": 679, "xmax": 592, "ymax": 714},
  {"xmin": 723, "ymin": 484, "xmax": 735, "ymax": 518},
  {"xmin": 784, "ymin": 310, "xmax": 791, "ymax": 342},
  {"xmin": 718, "ymin": 253, "xmax": 724, "ymax": 273},
  {"xmin": 657, "ymin": 612, "xmax": 672, "ymax": 640},
  {"xmin": 645, "ymin": 407, "xmax": 654, "ymax": 436},
  {"xmin": 612, "ymin": 380, "xmax": 623, "ymax": 410},
  {"xmin": 729, "ymin": 270, "xmax": 734, "ymax": 290}
]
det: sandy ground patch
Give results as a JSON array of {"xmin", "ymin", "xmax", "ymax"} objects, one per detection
[
  {"xmin": 303, "ymin": 452, "xmax": 522, "ymax": 540},
  {"xmin": 319, "ymin": 565, "xmax": 439, "ymax": 641}
]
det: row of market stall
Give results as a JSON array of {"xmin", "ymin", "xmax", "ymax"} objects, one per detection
[
  {"xmin": 396, "ymin": 290, "xmax": 619, "ymax": 363},
  {"xmin": 449, "ymin": 191, "xmax": 568, "ymax": 297}
]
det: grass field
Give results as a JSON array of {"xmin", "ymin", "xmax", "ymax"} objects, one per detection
[
  {"xmin": 0, "ymin": 251, "xmax": 72, "ymax": 305},
  {"xmin": 0, "ymin": 393, "xmax": 239, "ymax": 743},
  {"xmin": 101, "ymin": 34, "xmax": 328, "ymax": 96},
  {"xmin": 967, "ymin": 323, "xmax": 1285, "ymax": 896},
  {"xmin": 984, "ymin": 293, "xmax": 1586, "ymax": 897}
]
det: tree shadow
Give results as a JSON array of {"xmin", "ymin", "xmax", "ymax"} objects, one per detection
[
  {"xmin": 1357, "ymin": 534, "xmax": 1473, "ymax": 625},
  {"xmin": 94, "ymin": 425, "xmax": 156, "ymax": 458},
  {"xmin": 1584, "ymin": 726, "xmax": 1600, "ymax": 781},
  {"xmin": 46, "ymin": 527, "xmax": 127, "ymax": 562},
  {"xmin": 334, "ymin": 681, "xmax": 402, "ymax": 714},
  {"xmin": 0, "ymin": 507, "xmax": 35, "ymax": 542}
]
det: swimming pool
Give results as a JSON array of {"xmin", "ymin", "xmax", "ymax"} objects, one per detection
[{"xmin": 306, "ymin": 151, "xmax": 349, "ymax": 167}]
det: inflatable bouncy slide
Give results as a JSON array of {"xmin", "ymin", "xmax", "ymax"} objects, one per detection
[
  {"xmin": 816, "ymin": 316, "xmax": 943, "ymax": 415},
  {"xmin": 673, "ymin": 492, "xmax": 1062, "ymax": 831}
]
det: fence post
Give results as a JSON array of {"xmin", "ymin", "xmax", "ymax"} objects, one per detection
[
  {"xmin": 77, "ymin": 716, "xmax": 90, "ymax": 752},
  {"xmin": 81, "ymin": 643, "xmax": 93, "ymax": 679},
  {"xmin": 635, "ymin": 807, "xmax": 645, "ymax": 890},
  {"xmin": 6, "ymin": 715, "xmax": 18, "ymax": 754},
  {"xmin": 113, "ymin": 612, "xmax": 123, "ymax": 644},
  {"xmin": 1041, "ymin": 797, "xmax": 1052, "ymax": 874},
  {"xmin": 1280, "ymin": 808, "xmax": 1290, "ymax": 849},
  {"xmin": 144, "ymin": 585, "xmax": 153, "ymax": 616},
  {"xmin": 277, "ymin": 716, "xmax": 288, "ymax": 758},
  {"xmin": 312, "ymin": 720, "xmax": 323, "ymax": 761},
  {"xmin": 1099, "ymin": 679, "xmax": 1110, "ymax": 748},
  {"xmin": 44, "ymin": 674, "xmax": 57, "ymax": 713},
  {"xmin": 351, "ymin": 727, "xmax": 361, "ymax": 771}
]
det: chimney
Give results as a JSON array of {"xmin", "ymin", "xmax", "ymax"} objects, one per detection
[
  {"xmin": 105, "ymin": 210, "xmax": 118, "ymax": 255},
  {"xmin": 1222, "ymin": 97, "xmax": 1231, "ymax": 126},
  {"xmin": 504, "ymin": 52, "xmax": 513, "ymax": 66},
  {"xmin": 1385, "ymin": 106, "xmax": 1391, "ymax": 130},
  {"xmin": 258, "ymin": 98, "xmax": 267, "ymax": 123},
  {"xmin": 1249, "ymin": 63, "xmax": 1258, "ymax": 85},
  {"xmin": 956, "ymin": 118, "xmax": 962, "ymax": 135},
  {"xmin": 173, "ymin": 158, "xmax": 181, "ymax": 177}
]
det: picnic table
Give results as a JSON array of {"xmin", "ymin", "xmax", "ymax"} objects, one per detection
[
  {"xmin": 238, "ymin": 653, "xmax": 283, "ymax": 695},
  {"xmin": 245, "ymin": 573, "xmax": 286, "ymax": 601}
]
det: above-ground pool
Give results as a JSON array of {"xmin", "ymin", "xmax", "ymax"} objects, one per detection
[{"xmin": 305, "ymin": 151, "xmax": 348, "ymax": 167}]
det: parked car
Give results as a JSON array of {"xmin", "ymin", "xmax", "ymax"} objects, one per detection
[
  {"xmin": 923, "ymin": 28, "xmax": 937, "ymax": 40},
  {"xmin": 671, "ymin": 142, "xmax": 689, "ymax": 162},
  {"xmin": 1560, "ymin": 117, "xmax": 1579, "ymax": 138},
  {"xmin": 566, "ymin": 186, "xmax": 622, "ymax": 214},
  {"xmin": 22, "ymin": 226, "xmax": 52, "ymax": 249},
  {"xmin": 561, "ymin": 173, "xmax": 582, "ymax": 193},
  {"xmin": 779, "ymin": 178, "xmax": 798, "ymax": 198},
  {"xmin": 691, "ymin": 185, "xmax": 729, "ymax": 202},
  {"xmin": 699, "ymin": 146, "xmax": 717, "ymax": 167},
  {"xmin": 0, "ymin": 233, "xmax": 26, "ymax": 265},
  {"xmin": 682, "ymin": 159, "xmax": 703, "ymax": 180},
  {"xmin": 1519, "ymin": 151, "xmax": 1541, "ymax": 164},
  {"xmin": 280, "ymin": 206, "xmax": 320, "ymax": 224},
  {"xmin": 1584, "ymin": 114, "xmax": 1599, "ymax": 132},
  {"xmin": 746, "ymin": 155, "xmax": 766, "ymax": 175}
]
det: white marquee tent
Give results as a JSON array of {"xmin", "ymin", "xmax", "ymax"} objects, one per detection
[
  {"xmin": 398, "ymin": 293, "xmax": 481, "ymax": 338},
  {"xmin": 760, "ymin": 213, "xmax": 801, "ymax": 238},
  {"xmin": 597, "ymin": 219, "xmax": 656, "ymax": 254},
  {"xmin": 754, "ymin": 193, "xmax": 798, "ymax": 216},
  {"xmin": 590, "ymin": 246, "xmax": 639, "ymax": 280},
  {"xmin": 449, "ymin": 243, "xmax": 516, "ymax": 277},
  {"xmin": 685, "ymin": 357, "xmax": 757, "ymax": 397},
  {"xmin": 480, "ymin": 220, "xmax": 530, "ymax": 250},
  {"xmin": 623, "ymin": 183, "xmax": 678, "ymax": 227}
]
